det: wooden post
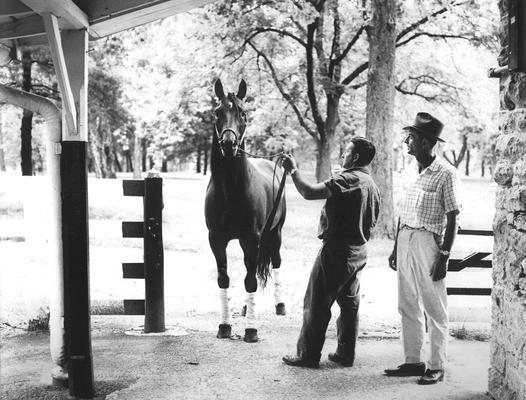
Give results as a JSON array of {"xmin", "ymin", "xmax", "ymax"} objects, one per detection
[
  {"xmin": 122, "ymin": 177, "xmax": 165, "ymax": 331},
  {"xmin": 143, "ymin": 176, "xmax": 165, "ymax": 333},
  {"xmin": 52, "ymin": 27, "xmax": 93, "ymax": 398}
]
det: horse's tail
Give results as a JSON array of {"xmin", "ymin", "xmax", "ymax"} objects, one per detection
[
  {"xmin": 256, "ymin": 171, "xmax": 287, "ymax": 287},
  {"xmin": 256, "ymin": 230, "xmax": 274, "ymax": 287}
]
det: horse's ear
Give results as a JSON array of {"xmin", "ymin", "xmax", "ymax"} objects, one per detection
[
  {"xmin": 214, "ymin": 79, "xmax": 225, "ymax": 99},
  {"xmin": 237, "ymin": 79, "xmax": 247, "ymax": 100}
]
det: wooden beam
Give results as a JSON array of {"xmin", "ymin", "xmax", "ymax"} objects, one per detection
[
  {"xmin": 447, "ymin": 288, "xmax": 492, "ymax": 296},
  {"xmin": 19, "ymin": 0, "xmax": 90, "ymax": 31},
  {"xmin": 42, "ymin": 13, "xmax": 77, "ymax": 138},
  {"xmin": 122, "ymin": 221, "xmax": 144, "ymax": 238},
  {"xmin": 123, "ymin": 180, "xmax": 145, "ymax": 197},
  {"xmin": 458, "ymin": 229, "xmax": 494, "ymax": 236},
  {"xmin": 123, "ymin": 263, "xmax": 145, "ymax": 279},
  {"xmin": 124, "ymin": 299, "xmax": 145, "ymax": 315},
  {"xmin": 61, "ymin": 29, "xmax": 88, "ymax": 141},
  {"xmin": 14, "ymin": 35, "xmax": 49, "ymax": 48},
  {"xmin": 0, "ymin": 14, "xmax": 46, "ymax": 40},
  {"xmin": 0, "ymin": 0, "xmax": 31, "ymax": 16},
  {"xmin": 87, "ymin": 0, "xmax": 214, "ymax": 38}
]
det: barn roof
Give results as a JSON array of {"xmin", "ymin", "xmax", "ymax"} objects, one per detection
[{"xmin": 0, "ymin": 0, "xmax": 214, "ymax": 48}]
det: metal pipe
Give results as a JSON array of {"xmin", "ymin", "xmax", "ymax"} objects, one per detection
[{"xmin": 0, "ymin": 84, "xmax": 66, "ymax": 385}]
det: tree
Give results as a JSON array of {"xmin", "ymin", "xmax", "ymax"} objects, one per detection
[
  {"xmin": 202, "ymin": 0, "xmax": 496, "ymax": 182},
  {"xmin": 87, "ymin": 67, "xmax": 130, "ymax": 178},
  {"xmin": 366, "ymin": 0, "xmax": 397, "ymax": 237}
]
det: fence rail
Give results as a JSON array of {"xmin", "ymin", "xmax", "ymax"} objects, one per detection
[{"xmin": 447, "ymin": 229, "xmax": 493, "ymax": 296}]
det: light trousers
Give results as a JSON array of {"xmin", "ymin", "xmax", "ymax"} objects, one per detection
[{"xmin": 397, "ymin": 228, "xmax": 448, "ymax": 370}]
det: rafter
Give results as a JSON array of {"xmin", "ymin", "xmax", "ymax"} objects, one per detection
[
  {"xmin": 19, "ymin": 0, "xmax": 90, "ymax": 31},
  {"xmin": 0, "ymin": 14, "xmax": 45, "ymax": 40},
  {"xmin": 0, "ymin": 0, "xmax": 31, "ymax": 16},
  {"xmin": 42, "ymin": 12, "xmax": 77, "ymax": 137}
]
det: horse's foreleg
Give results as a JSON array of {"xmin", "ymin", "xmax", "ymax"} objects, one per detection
[
  {"xmin": 210, "ymin": 236, "xmax": 231, "ymax": 339},
  {"xmin": 271, "ymin": 229, "xmax": 286, "ymax": 316},
  {"xmin": 240, "ymin": 239, "xmax": 259, "ymax": 343}
]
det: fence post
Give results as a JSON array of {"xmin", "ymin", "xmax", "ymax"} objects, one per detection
[{"xmin": 143, "ymin": 176, "xmax": 165, "ymax": 333}]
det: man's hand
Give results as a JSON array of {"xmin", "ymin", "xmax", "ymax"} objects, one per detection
[
  {"xmin": 388, "ymin": 249, "xmax": 397, "ymax": 271},
  {"xmin": 281, "ymin": 154, "xmax": 298, "ymax": 174},
  {"xmin": 430, "ymin": 253, "xmax": 448, "ymax": 281}
]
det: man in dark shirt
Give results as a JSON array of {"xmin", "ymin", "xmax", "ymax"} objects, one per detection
[{"xmin": 281, "ymin": 136, "xmax": 381, "ymax": 368}]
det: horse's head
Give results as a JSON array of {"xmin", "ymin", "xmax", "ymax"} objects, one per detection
[{"xmin": 213, "ymin": 79, "xmax": 247, "ymax": 158}]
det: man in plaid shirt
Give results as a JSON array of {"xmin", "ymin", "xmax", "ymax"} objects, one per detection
[{"xmin": 384, "ymin": 112, "xmax": 461, "ymax": 385}]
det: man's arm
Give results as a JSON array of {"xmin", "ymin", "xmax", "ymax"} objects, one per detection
[
  {"xmin": 289, "ymin": 170, "xmax": 331, "ymax": 200},
  {"xmin": 431, "ymin": 210, "xmax": 459, "ymax": 281},
  {"xmin": 388, "ymin": 217, "xmax": 401, "ymax": 271},
  {"xmin": 282, "ymin": 154, "xmax": 331, "ymax": 200}
]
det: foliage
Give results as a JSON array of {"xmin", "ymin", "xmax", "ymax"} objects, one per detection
[{"xmin": 0, "ymin": 0, "xmax": 500, "ymax": 179}]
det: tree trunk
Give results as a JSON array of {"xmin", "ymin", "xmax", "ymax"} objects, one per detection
[
  {"xmin": 104, "ymin": 145, "xmax": 117, "ymax": 178},
  {"xmin": 141, "ymin": 138, "xmax": 147, "ymax": 173},
  {"xmin": 481, "ymin": 158, "xmax": 485, "ymax": 177},
  {"xmin": 113, "ymin": 149, "xmax": 122, "ymax": 172},
  {"xmin": 20, "ymin": 50, "xmax": 33, "ymax": 176},
  {"xmin": 88, "ymin": 130, "xmax": 102, "ymax": 178},
  {"xmin": 132, "ymin": 124, "xmax": 142, "ymax": 179},
  {"xmin": 0, "ymin": 107, "xmax": 6, "ymax": 171},
  {"xmin": 196, "ymin": 144, "xmax": 202, "ymax": 174},
  {"xmin": 465, "ymin": 148, "xmax": 470, "ymax": 176},
  {"xmin": 96, "ymin": 117, "xmax": 109, "ymax": 178},
  {"xmin": 203, "ymin": 136, "xmax": 209, "ymax": 175},
  {"xmin": 365, "ymin": 0, "xmax": 397, "ymax": 238},
  {"xmin": 316, "ymin": 137, "xmax": 333, "ymax": 182}
]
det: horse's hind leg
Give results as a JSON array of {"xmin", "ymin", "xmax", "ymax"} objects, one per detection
[
  {"xmin": 239, "ymin": 237, "xmax": 259, "ymax": 343},
  {"xmin": 209, "ymin": 233, "xmax": 231, "ymax": 339},
  {"xmin": 271, "ymin": 229, "xmax": 286, "ymax": 316}
]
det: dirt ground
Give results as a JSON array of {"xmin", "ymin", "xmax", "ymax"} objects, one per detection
[{"xmin": 1, "ymin": 312, "xmax": 492, "ymax": 400}]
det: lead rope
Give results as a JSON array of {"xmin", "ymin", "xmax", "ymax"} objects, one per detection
[{"xmin": 255, "ymin": 153, "xmax": 289, "ymax": 285}]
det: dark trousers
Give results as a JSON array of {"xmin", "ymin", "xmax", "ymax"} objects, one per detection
[{"xmin": 296, "ymin": 241, "xmax": 367, "ymax": 363}]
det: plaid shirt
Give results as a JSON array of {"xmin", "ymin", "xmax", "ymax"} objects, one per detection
[{"xmin": 399, "ymin": 157, "xmax": 461, "ymax": 235}]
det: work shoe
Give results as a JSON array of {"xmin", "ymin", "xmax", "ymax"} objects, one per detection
[
  {"xmin": 384, "ymin": 362, "xmax": 426, "ymax": 376},
  {"xmin": 417, "ymin": 369, "xmax": 444, "ymax": 385},
  {"xmin": 282, "ymin": 355, "xmax": 319, "ymax": 369},
  {"xmin": 328, "ymin": 352, "xmax": 354, "ymax": 367}
]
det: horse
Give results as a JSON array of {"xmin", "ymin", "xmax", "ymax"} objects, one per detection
[{"xmin": 205, "ymin": 79, "xmax": 287, "ymax": 343}]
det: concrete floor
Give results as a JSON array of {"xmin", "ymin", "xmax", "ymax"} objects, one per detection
[{"xmin": 1, "ymin": 313, "xmax": 492, "ymax": 400}]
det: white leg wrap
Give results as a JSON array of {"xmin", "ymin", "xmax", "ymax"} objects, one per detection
[
  {"xmin": 219, "ymin": 288, "xmax": 230, "ymax": 325},
  {"xmin": 273, "ymin": 269, "xmax": 284, "ymax": 305},
  {"xmin": 245, "ymin": 292, "xmax": 257, "ymax": 329}
]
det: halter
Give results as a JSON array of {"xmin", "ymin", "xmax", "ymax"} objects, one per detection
[{"xmin": 214, "ymin": 93, "xmax": 247, "ymax": 155}]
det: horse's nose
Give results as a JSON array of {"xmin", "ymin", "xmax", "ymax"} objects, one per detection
[
  {"xmin": 220, "ymin": 130, "xmax": 238, "ymax": 157},
  {"xmin": 222, "ymin": 131, "xmax": 237, "ymax": 144}
]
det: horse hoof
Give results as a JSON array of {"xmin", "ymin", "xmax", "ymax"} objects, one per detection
[
  {"xmin": 241, "ymin": 305, "xmax": 247, "ymax": 317},
  {"xmin": 275, "ymin": 303, "xmax": 286, "ymax": 315},
  {"xmin": 243, "ymin": 328, "xmax": 258, "ymax": 343},
  {"xmin": 217, "ymin": 324, "xmax": 232, "ymax": 339}
]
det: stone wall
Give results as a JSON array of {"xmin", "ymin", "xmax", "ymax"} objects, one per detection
[{"xmin": 489, "ymin": 2, "xmax": 526, "ymax": 399}]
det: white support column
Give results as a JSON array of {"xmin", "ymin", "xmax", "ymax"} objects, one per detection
[
  {"xmin": 42, "ymin": 13, "xmax": 78, "ymax": 140},
  {"xmin": 60, "ymin": 29, "xmax": 88, "ymax": 142},
  {"xmin": 49, "ymin": 25, "xmax": 93, "ymax": 398}
]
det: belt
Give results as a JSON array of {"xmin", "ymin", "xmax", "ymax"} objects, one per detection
[{"xmin": 400, "ymin": 224, "xmax": 427, "ymax": 231}]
